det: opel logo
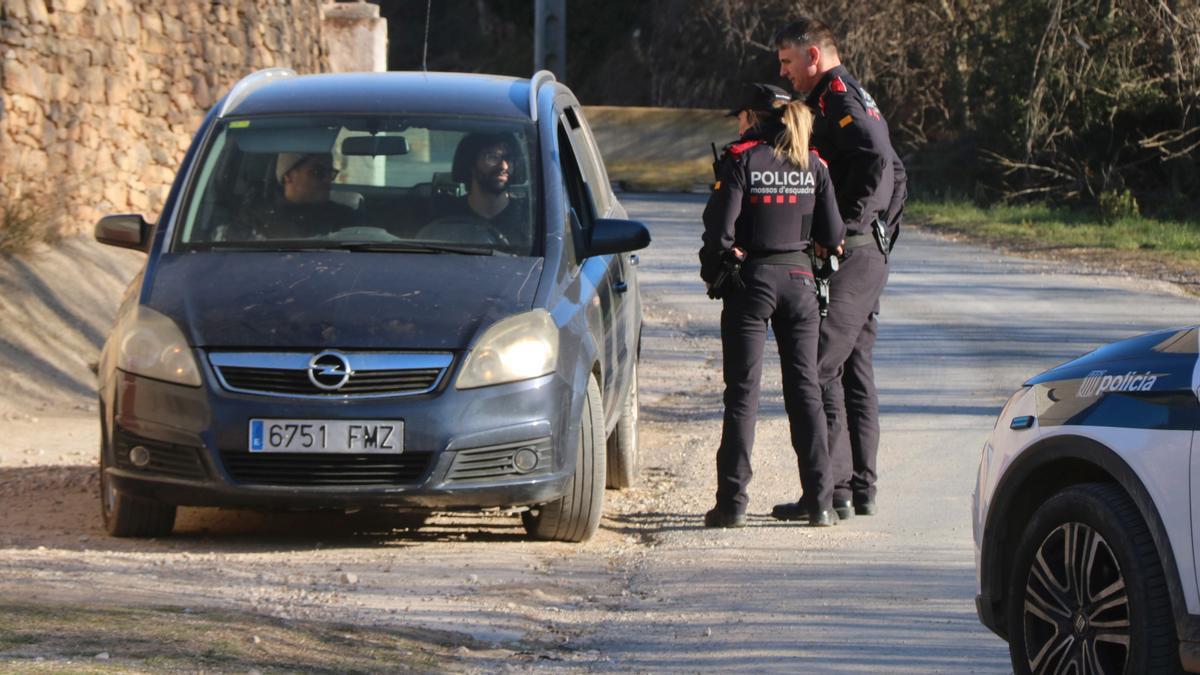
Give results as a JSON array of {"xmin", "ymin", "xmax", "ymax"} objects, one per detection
[{"xmin": 308, "ymin": 351, "xmax": 352, "ymax": 391}]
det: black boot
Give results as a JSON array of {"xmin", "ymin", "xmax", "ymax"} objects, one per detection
[
  {"xmin": 807, "ymin": 509, "xmax": 837, "ymax": 527},
  {"xmin": 704, "ymin": 507, "xmax": 747, "ymax": 528},
  {"xmin": 770, "ymin": 500, "xmax": 808, "ymax": 521}
]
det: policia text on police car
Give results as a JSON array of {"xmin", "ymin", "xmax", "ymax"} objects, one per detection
[
  {"xmin": 699, "ymin": 82, "xmax": 846, "ymax": 529},
  {"xmin": 770, "ymin": 17, "xmax": 908, "ymax": 523}
]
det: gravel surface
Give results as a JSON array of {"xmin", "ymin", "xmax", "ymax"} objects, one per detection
[{"xmin": 1, "ymin": 193, "xmax": 1196, "ymax": 671}]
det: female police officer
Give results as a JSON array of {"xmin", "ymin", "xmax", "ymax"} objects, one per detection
[{"xmin": 700, "ymin": 83, "xmax": 845, "ymax": 528}]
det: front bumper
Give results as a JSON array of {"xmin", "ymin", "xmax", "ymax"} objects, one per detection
[{"xmin": 104, "ymin": 367, "xmax": 577, "ymax": 510}]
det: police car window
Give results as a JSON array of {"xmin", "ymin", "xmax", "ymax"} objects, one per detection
[{"xmin": 173, "ymin": 116, "xmax": 539, "ymax": 257}]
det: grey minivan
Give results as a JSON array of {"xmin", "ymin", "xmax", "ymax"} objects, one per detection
[{"xmin": 93, "ymin": 69, "xmax": 649, "ymax": 542}]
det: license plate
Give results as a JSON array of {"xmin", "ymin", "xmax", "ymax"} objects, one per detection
[{"xmin": 249, "ymin": 419, "xmax": 404, "ymax": 453}]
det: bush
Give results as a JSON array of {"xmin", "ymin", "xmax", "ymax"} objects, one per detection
[
  {"xmin": 1098, "ymin": 189, "xmax": 1140, "ymax": 224},
  {"xmin": 0, "ymin": 193, "xmax": 58, "ymax": 255}
]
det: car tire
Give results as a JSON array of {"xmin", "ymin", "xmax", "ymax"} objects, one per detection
[
  {"xmin": 100, "ymin": 430, "xmax": 176, "ymax": 538},
  {"xmin": 1005, "ymin": 482, "xmax": 1180, "ymax": 675},
  {"xmin": 605, "ymin": 361, "xmax": 639, "ymax": 489},
  {"xmin": 522, "ymin": 375, "xmax": 605, "ymax": 542}
]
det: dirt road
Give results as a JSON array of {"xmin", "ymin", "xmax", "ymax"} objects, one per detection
[{"xmin": 2, "ymin": 193, "xmax": 1196, "ymax": 672}]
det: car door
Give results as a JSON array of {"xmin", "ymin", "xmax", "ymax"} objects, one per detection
[
  {"xmin": 555, "ymin": 110, "xmax": 624, "ymax": 418},
  {"xmin": 565, "ymin": 105, "xmax": 639, "ymax": 377}
]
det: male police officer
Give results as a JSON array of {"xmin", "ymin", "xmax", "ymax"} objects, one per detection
[{"xmin": 770, "ymin": 18, "xmax": 907, "ymax": 522}]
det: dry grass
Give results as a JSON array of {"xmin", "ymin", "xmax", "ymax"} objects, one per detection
[
  {"xmin": 0, "ymin": 193, "xmax": 61, "ymax": 255},
  {"xmin": 605, "ymin": 158, "xmax": 715, "ymax": 192},
  {"xmin": 586, "ymin": 105, "xmax": 733, "ymax": 192}
]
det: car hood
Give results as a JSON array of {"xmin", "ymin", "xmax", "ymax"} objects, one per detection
[
  {"xmin": 1025, "ymin": 326, "xmax": 1198, "ymax": 392},
  {"xmin": 146, "ymin": 252, "xmax": 543, "ymax": 350}
]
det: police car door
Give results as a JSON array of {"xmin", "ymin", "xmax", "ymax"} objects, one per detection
[{"xmin": 557, "ymin": 107, "xmax": 626, "ymax": 417}]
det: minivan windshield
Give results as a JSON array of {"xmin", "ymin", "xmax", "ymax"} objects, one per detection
[{"xmin": 175, "ymin": 116, "xmax": 539, "ymax": 256}]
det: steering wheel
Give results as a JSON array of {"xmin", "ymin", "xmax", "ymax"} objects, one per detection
[
  {"xmin": 328, "ymin": 226, "xmax": 403, "ymax": 242},
  {"xmin": 417, "ymin": 214, "xmax": 511, "ymax": 248}
]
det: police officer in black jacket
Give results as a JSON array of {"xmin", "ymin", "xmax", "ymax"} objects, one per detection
[
  {"xmin": 770, "ymin": 18, "xmax": 908, "ymax": 522},
  {"xmin": 700, "ymin": 83, "xmax": 846, "ymax": 528}
]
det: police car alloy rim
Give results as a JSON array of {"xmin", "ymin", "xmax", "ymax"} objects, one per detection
[{"xmin": 1022, "ymin": 521, "xmax": 1130, "ymax": 674}]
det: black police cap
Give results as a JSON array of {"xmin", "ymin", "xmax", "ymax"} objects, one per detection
[{"xmin": 725, "ymin": 83, "xmax": 792, "ymax": 117}]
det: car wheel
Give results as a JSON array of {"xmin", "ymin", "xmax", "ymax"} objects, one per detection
[
  {"xmin": 100, "ymin": 430, "xmax": 176, "ymax": 538},
  {"xmin": 1006, "ymin": 483, "xmax": 1179, "ymax": 674},
  {"xmin": 522, "ymin": 374, "xmax": 605, "ymax": 542},
  {"xmin": 606, "ymin": 361, "xmax": 639, "ymax": 489}
]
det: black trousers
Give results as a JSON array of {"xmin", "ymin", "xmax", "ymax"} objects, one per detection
[
  {"xmin": 817, "ymin": 244, "xmax": 889, "ymax": 503},
  {"xmin": 715, "ymin": 262, "xmax": 830, "ymax": 514}
]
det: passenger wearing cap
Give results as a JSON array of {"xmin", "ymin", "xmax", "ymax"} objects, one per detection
[
  {"xmin": 239, "ymin": 152, "xmax": 358, "ymax": 240},
  {"xmin": 699, "ymin": 82, "xmax": 845, "ymax": 528}
]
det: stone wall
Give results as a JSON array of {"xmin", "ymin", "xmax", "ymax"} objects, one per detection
[{"xmin": 0, "ymin": 0, "xmax": 329, "ymax": 237}]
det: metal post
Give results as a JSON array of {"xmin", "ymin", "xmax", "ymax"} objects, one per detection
[{"xmin": 534, "ymin": 0, "xmax": 566, "ymax": 81}]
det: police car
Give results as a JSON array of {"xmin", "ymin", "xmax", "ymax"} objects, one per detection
[
  {"xmin": 974, "ymin": 326, "xmax": 1200, "ymax": 673},
  {"xmin": 92, "ymin": 69, "xmax": 648, "ymax": 543}
]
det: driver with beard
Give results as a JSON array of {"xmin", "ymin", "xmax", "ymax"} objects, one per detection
[{"xmin": 436, "ymin": 132, "xmax": 531, "ymax": 251}]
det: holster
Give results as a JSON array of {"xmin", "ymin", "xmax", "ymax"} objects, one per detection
[
  {"xmin": 707, "ymin": 250, "xmax": 746, "ymax": 300},
  {"xmin": 871, "ymin": 217, "xmax": 892, "ymax": 262},
  {"xmin": 811, "ymin": 251, "xmax": 839, "ymax": 318}
]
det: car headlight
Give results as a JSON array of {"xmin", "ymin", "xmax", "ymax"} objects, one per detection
[
  {"xmin": 115, "ymin": 306, "xmax": 202, "ymax": 386},
  {"xmin": 456, "ymin": 309, "xmax": 558, "ymax": 389}
]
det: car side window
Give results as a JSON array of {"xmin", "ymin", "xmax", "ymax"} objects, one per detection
[
  {"xmin": 563, "ymin": 107, "xmax": 612, "ymax": 216},
  {"xmin": 558, "ymin": 118, "xmax": 595, "ymax": 261}
]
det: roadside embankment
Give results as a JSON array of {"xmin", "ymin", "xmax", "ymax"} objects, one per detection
[
  {"xmin": 584, "ymin": 106, "xmax": 732, "ymax": 192},
  {"xmin": 0, "ymin": 237, "xmax": 142, "ymax": 417}
]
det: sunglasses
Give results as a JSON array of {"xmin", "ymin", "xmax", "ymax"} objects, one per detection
[
  {"xmin": 480, "ymin": 150, "xmax": 516, "ymax": 166},
  {"xmin": 298, "ymin": 162, "xmax": 338, "ymax": 180}
]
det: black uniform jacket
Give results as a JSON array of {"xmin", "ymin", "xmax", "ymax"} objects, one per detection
[
  {"xmin": 699, "ymin": 121, "xmax": 845, "ymax": 284},
  {"xmin": 804, "ymin": 65, "xmax": 907, "ymax": 239}
]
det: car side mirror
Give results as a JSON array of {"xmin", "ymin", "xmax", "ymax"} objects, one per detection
[
  {"xmin": 588, "ymin": 218, "xmax": 651, "ymax": 257},
  {"xmin": 95, "ymin": 214, "xmax": 152, "ymax": 252}
]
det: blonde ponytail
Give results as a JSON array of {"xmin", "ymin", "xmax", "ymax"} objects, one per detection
[{"xmin": 773, "ymin": 101, "xmax": 813, "ymax": 170}]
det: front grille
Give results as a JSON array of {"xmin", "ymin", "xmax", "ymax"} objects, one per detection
[
  {"xmin": 113, "ymin": 429, "xmax": 207, "ymax": 481},
  {"xmin": 208, "ymin": 351, "xmax": 453, "ymax": 399},
  {"xmin": 220, "ymin": 451, "xmax": 434, "ymax": 487},
  {"xmin": 219, "ymin": 366, "xmax": 441, "ymax": 395},
  {"xmin": 446, "ymin": 438, "xmax": 553, "ymax": 482}
]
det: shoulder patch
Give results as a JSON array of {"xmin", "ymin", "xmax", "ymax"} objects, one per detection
[
  {"xmin": 838, "ymin": 114, "xmax": 853, "ymax": 128},
  {"xmin": 727, "ymin": 140, "xmax": 762, "ymax": 156},
  {"xmin": 830, "ymin": 76, "xmax": 847, "ymax": 93}
]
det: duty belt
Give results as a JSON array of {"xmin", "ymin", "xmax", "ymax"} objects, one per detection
[
  {"xmin": 845, "ymin": 218, "xmax": 892, "ymax": 263},
  {"xmin": 843, "ymin": 232, "xmax": 875, "ymax": 249},
  {"xmin": 746, "ymin": 250, "xmax": 810, "ymax": 265}
]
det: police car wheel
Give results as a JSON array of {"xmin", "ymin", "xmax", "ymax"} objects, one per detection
[
  {"xmin": 522, "ymin": 375, "xmax": 605, "ymax": 542},
  {"xmin": 99, "ymin": 422, "xmax": 176, "ymax": 538},
  {"xmin": 1005, "ymin": 483, "xmax": 1179, "ymax": 675},
  {"xmin": 605, "ymin": 361, "xmax": 639, "ymax": 489}
]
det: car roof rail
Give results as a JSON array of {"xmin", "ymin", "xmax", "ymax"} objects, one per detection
[
  {"xmin": 529, "ymin": 70, "xmax": 556, "ymax": 123},
  {"xmin": 218, "ymin": 67, "xmax": 297, "ymax": 118}
]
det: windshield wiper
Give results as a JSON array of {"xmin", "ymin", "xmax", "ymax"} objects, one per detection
[{"xmin": 330, "ymin": 241, "xmax": 505, "ymax": 255}]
